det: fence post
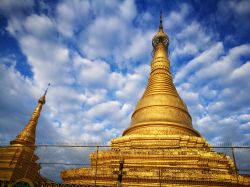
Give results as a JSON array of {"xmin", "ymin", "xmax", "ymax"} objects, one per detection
[
  {"xmin": 117, "ymin": 159, "xmax": 124, "ymax": 187},
  {"xmin": 231, "ymin": 147, "xmax": 239, "ymax": 185},
  {"xmin": 94, "ymin": 146, "xmax": 99, "ymax": 187},
  {"xmin": 159, "ymin": 167, "xmax": 161, "ymax": 187}
]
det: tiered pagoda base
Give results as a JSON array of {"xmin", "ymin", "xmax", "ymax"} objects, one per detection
[
  {"xmin": 61, "ymin": 135, "xmax": 250, "ymax": 186},
  {"xmin": 0, "ymin": 145, "xmax": 43, "ymax": 183}
]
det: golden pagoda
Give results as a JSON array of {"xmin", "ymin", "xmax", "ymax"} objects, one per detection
[
  {"xmin": 61, "ymin": 14, "xmax": 250, "ymax": 186},
  {"xmin": 0, "ymin": 86, "xmax": 49, "ymax": 185}
]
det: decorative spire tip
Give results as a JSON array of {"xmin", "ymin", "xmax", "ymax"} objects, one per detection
[
  {"xmin": 44, "ymin": 83, "xmax": 51, "ymax": 96},
  {"xmin": 39, "ymin": 83, "xmax": 50, "ymax": 104},
  {"xmin": 159, "ymin": 10, "xmax": 163, "ymax": 30}
]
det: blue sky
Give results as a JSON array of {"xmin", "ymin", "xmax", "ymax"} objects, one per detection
[{"xmin": 0, "ymin": 0, "xmax": 250, "ymax": 182}]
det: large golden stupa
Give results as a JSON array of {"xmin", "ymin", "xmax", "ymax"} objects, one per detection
[{"xmin": 61, "ymin": 15, "xmax": 250, "ymax": 186}]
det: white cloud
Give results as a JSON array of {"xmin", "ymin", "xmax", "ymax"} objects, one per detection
[
  {"xmin": 85, "ymin": 101, "xmax": 121, "ymax": 119},
  {"xmin": 83, "ymin": 122, "xmax": 105, "ymax": 132},
  {"xmin": 165, "ymin": 3, "xmax": 190, "ymax": 30},
  {"xmin": 24, "ymin": 14, "xmax": 54, "ymax": 38},
  {"xmin": 6, "ymin": 17, "xmax": 24, "ymax": 37},
  {"xmin": 172, "ymin": 22, "xmax": 211, "ymax": 57},
  {"xmin": 80, "ymin": 16, "xmax": 129, "ymax": 59},
  {"xmin": 229, "ymin": 61, "xmax": 250, "ymax": 82},
  {"xmin": 233, "ymin": 0, "xmax": 250, "ymax": 16},
  {"xmin": 194, "ymin": 44, "xmax": 250, "ymax": 81},
  {"xmin": 74, "ymin": 56, "xmax": 110, "ymax": 87},
  {"xmin": 83, "ymin": 101, "xmax": 132, "ymax": 130},
  {"xmin": 240, "ymin": 122, "xmax": 250, "ymax": 130},
  {"xmin": 217, "ymin": 0, "xmax": 250, "ymax": 33},
  {"xmin": 75, "ymin": 0, "xmax": 151, "ymax": 68},
  {"xmin": 19, "ymin": 35, "xmax": 73, "ymax": 86},
  {"xmin": 179, "ymin": 90, "xmax": 199, "ymax": 104},
  {"xmin": 217, "ymin": 0, "xmax": 250, "ymax": 18},
  {"xmin": 0, "ymin": 0, "xmax": 34, "ymax": 15},
  {"xmin": 174, "ymin": 28, "xmax": 250, "ymax": 145},
  {"xmin": 83, "ymin": 89, "xmax": 107, "ymax": 105},
  {"xmin": 124, "ymin": 31, "xmax": 154, "ymax": 60},
  {"xmin": 56, "ymin": 0, "xmax": 90, "ymax": 37},
  {"xmin": 119, "ymin": 0, "xmax": 137, "ymax": 21},
  {"xmin": 115, "ymin": 65, "xmax": 149, "ymax": 103}
]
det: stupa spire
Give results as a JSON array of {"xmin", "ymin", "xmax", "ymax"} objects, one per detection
[
  {"xmin": 159, "ymin": 10, "xmax": 163, "ymax": 30},
  {"xmin": 10, "ymin": 84, "xmax": 50, "ymax": 146},
  {"xmin": 123, "ymin": 14, "xmax": 199, "ymax": 136},
  {"xmin": 152, "ymin": 11, "xmax": 169, "ymax": 50}
]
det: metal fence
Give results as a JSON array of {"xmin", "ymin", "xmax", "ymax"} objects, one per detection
[{"xmin": 0, "ymin": 144, "xmax": 250, "ymax": 186}]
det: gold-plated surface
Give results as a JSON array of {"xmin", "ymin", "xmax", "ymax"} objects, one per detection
[
  {"xmin": 0, "ymin": 95, "xmax": 46, "ymax": 182},
  {"xmin": 60, "ymin": 15, "xmax": 250, "ymax": 186},
  {"xmin": 61, "ymin": 135, "xmax": 250, "ymax": 186},
  {"xmin": 123, "ymin": 22, "xmax": 198, "ymax": 136}
]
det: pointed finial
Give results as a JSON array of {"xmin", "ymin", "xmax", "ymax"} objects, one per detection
[
  {"xmin": 159, "ymin": 10, "xmax": 163, "ymax": 30},
  {"xmin": 44, "ymin": 83, "xmax": 50, "ymax": 96},
  {"xmin": 39, "ymin": 83, "xmax": 50, "ymax": 104}
]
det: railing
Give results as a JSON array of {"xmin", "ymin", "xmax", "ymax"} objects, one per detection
[{"xmin": 0, "ymin": 144, "xmax": 250, "ymax": 186}]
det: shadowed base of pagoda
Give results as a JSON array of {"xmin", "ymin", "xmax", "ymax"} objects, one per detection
[
  {"xmin": 61, "ymin": 135, "xmax": 250, "ymax": 186},
  {"xmin": 0, "ymin": 145, "xmax": 44, "ymax": 183}
]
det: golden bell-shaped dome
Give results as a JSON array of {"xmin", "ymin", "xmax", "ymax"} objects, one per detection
[{"xmin": 123, "ymin": 14, "xmax": 200, "ymax": 137}]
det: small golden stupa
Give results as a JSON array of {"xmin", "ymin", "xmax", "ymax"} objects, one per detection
[
  {"xmin": 61, "ymin": 14, "xmax": 250, "ymax": 186},
  {"xmin": 0, "ymin": 87, "xmax": 49, "ymax": 184}
]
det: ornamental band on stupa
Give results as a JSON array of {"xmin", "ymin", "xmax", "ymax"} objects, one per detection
[{"xmin": 61, "ymin": 14, "xmax": 250, "ymax": 186}]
